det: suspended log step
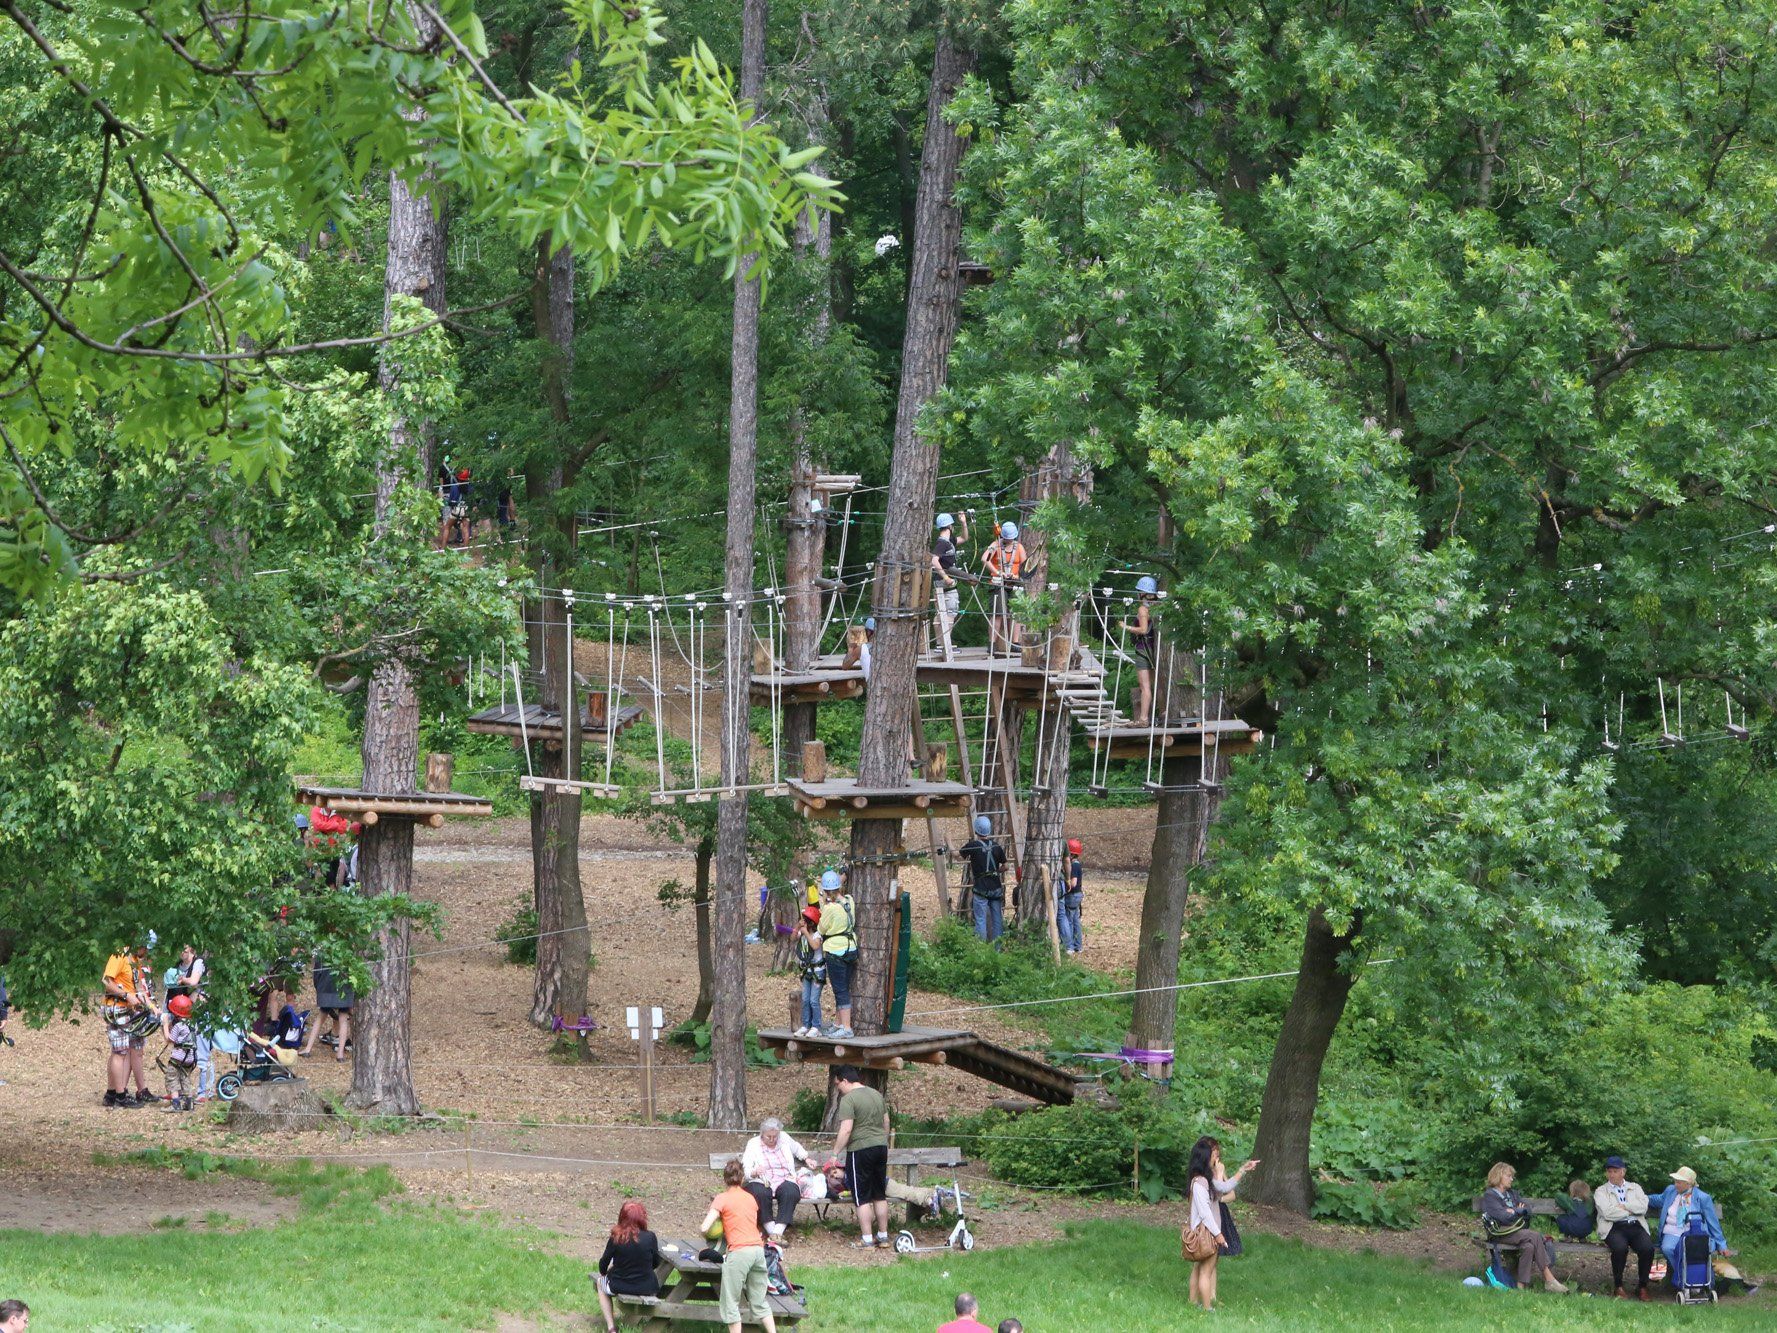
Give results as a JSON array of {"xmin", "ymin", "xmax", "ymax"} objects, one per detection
[
  {"xmin": 756, "ymin": 1026, "xmax": 1080, "ymax": 1106},
  {"xmin": 1085, "ymin": 719, "xmax": 1264, "ymax": 761},
  {"xmin": 748, "ymin": 665, "xmax": 866, "ymax": 703},
  {"xmin": 294, "ymin": 784, "xmax": 493, "ymax": 827},
  {"xmin": 465, "ymin": 700, "xmax": 646, "ymax": 745},
  {"xmin": 786, "ymin": 777, "xmax": 975, "ymax": 821}
]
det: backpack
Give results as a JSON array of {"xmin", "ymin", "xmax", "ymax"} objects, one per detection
[
  {"xmin": 1484, "ymin": 1244, "xmax": 1518, "ymax": 1289},
  {"xmin": 764, "ymin": 1241, "xmax": 795, "ymax": 1296}
]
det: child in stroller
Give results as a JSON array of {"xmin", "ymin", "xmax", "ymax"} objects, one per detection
[{"xmin": 211, "ymin": 996, "xmax": 307, "ymax": 1101}]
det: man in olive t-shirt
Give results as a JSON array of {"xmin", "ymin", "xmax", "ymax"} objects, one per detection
[{"xmin": 832, "ymin": 1065, "xmax": 892, "ymax": 1246}]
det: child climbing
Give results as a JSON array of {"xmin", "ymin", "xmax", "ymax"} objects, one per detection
[
  {"xmin": 793, "ymin": 906, "xmax": 826, "ymax": 1038},
  {"xmin": 959, "ymin": 815, "xmax": 1008, "ymax": 944},
  {"xmin": 816, "ymin": 870, "xmax": 856, "ymax": 1039},
  {"xmin": 1057, "ymin": 838, "xmax": 1085, "ymax": 956},
  {"xmin": 981, "ymin": 522, "xmax": 1027, "ymax": 656},
  {"xmin": 1120, "ymin": 576, "xmax": 1160, "ymax": 725},
  {"xmin": 930, "ymin": 511, "xmax": 971, "ymax": 657}
]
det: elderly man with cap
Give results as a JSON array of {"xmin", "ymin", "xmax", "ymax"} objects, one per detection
[
  {"xmin": 1593, "ymin": 1154, "xmax": 1656, "ymax": 1300},
  {"xmin": 1650, "ymin": 1166, "xmax": 1727, "ymax": 1285},
  {"xmin": 815, "ymin": 870, "xmax": 856, "ymax": 1040}
]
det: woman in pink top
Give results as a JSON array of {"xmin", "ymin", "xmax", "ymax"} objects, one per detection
[{"xmin": 1187, "ymin": 1136, "xmax": 1249, "ymax": 1311}]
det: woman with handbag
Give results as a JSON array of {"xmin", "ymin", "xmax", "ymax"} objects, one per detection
[
  {"xmin": 1183, "ymin": 1137, "xmax": 1231, "ymax": 1310},
  {"xmin": 1481, "ymin": 1162, "xmax": 1568, "ymax": 1292}
]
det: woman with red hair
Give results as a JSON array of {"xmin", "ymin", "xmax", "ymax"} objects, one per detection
[{"xmin": 595, "ymin": 1199, "xmax": 660, "ymax": 1332}]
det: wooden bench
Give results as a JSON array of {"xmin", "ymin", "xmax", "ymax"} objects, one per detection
[
  {"xmin": 708, "ymin": 1146, "xmax": 966, "ymax": 1225},
  {"xmin": 1469, "ymin": 1196, "xmax": 1677, "ymax": 1260},
  {"xmin": 610, "ymin": 1238, "xmax": 807, "ymax": 1329}
]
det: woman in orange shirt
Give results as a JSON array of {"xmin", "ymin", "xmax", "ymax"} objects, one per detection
[
  {"xmin": 981, "ymin": 522, "xmax": 1027, "ymax": 655},
  {"xmin": 701, "ymin": 1159, "xmax": 777, "ymax": 1333}
]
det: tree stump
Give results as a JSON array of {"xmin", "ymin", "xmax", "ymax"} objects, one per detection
[
  {"xmin": 801, "ymin": 741, "xmax": 828, "ymax": 783},
  {"xmin": 424, "ymin": 751, "xmax": 454, "ymax": 793},
  {"xmin": 224, "ymin": 1078, "xmax": 331, "ymax": 1134}
]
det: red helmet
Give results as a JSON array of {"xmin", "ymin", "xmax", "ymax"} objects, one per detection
[
  {"xmin": 801, "ymin": 905, "xmax": 821, "ymax": 926},
  {"xmin": 167, "ymin": 994, "xmax": 194, "ymax": 1019},
  {"xmin": 456, "ymin": 467, "xmax": 471, "ymax": 481},
  {"xmin": 1067, "ymin": 838, "xmax": 1083, "ymax": 856}
]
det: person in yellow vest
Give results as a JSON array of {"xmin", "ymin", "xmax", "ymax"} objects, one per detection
[{"xmin": 816, "ymin": 870, "xmax": 856, "ymax": 1039}]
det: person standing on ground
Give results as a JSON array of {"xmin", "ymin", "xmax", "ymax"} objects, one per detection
[
  {"xmin": 930, "ymin": 512, "xmax": 970, "ymax": 658},
  {"xmin": 1119, "ymin": 577, "xmax": 1160, "ymax": 726},
  {"xmin": 594, "ymin": 1199, "xmax": 660, "ymax": 1333},
  {"xmin": 1057, "ymin": 837, "xmax": 1085, "ymax": 956},
  {"xmin": 300, "ymin": 958, "xmax": 354, "ymax": 1062},
  {"xmin": 101, "ymin": 940, "xmax": 159, "ymax": 1108},
  {"xmin": 1186, "ymin": 1136, "xmax": 1228, "ymax": 1311},
  {"xmin": 981, "ymin": 522, "xmax": 1027, "ymax": 655},
  {"xmin": 0, "ymin": 1298, "xmax": 28, "ymax": 1331},
  {"xmin": 792, "ymin": 907, "xmax": 826, "ymax": 1038},
  {"xmin": 0, "ymin": 969, "xmax": 11, "ymax": 1087},
  {"xmin": 959, "ymin": 816, "xmax": 1007, "ymax": 944},
  {"xmin": 934, "ymin": 1291, "xmax": 991, "ymax": 1333},
  {"xmin": 1594, "ymin": 1154, "xmax": 1656, "ymax": 1301},
  {"xmin": 816, "ymin": 870, "xmax": 856, "ymax": 1039},
  {"xmin": 702, "ymin": 1159, "xmax": 777, "ymax": 1333},
  {"xmin": 169, "ymin": 944, "xmax": 211, "ymax": 1100},
  {"xmin": 159, "ymin": 995, "xmax": 199, "ymax": 1112},
  {"xmin": 1650, "ymin": 1166, "xmax": 1727, "ymax": 1284},
  {"xmin": 831, "ymin": 1065, "xmax": 891, "ymax": 1249}
]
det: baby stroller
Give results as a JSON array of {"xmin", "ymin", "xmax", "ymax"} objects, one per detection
[
  {"xmin": 210, "ymin": 1015, "xmax": 304, "ymax": 1101},
  {"xmin": 1674, "ymin": 1212, "xmax": 1719, "ymax": 1305}
]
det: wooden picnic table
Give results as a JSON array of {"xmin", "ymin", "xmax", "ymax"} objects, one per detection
[{"xmin": 612, "ymin": 1238, "xmax": 808, "ymax": 1330}]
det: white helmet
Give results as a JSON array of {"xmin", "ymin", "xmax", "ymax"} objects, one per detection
[
  {"xmin": 1000, "ymin": 521, "xmax": 1019, "ymax": 541},
  {"xmin": 935, "ymin": 512, "xmax": 955, "ymax": 531}
]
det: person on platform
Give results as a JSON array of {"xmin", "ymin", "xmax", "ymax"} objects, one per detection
[
  {"xmin": 702, "ymin": 1160, "xmax": 777, "ymax": 1333},
  {"xmin": 981, "ymin": 522, "xmax": 1027, "ymax": 655},
  {"xmin": 832, "ymin": 1065, "xmax": 891, "ymax": 1249},
  {"xmin": 1119, "ymin": 576, "xmax": 1160, "ymax": 726},
  {"xmin": 816, "ymin": 870, "xmax": 856, "ymax": 1040},
  {"xmin": 792, "ymin": 907, "xmax": 826, "ymax": 1039},
  {"xmin": 959, "ymin": 816, "xmax": 1008, "ymax": 944},
  {"xmin": 1594, "ymin": 1154, "xmax": 1656, "ymax": 1301},
  {"xmin": 930, "ymin": 512, "xmax": 970, "ymax": 657}
]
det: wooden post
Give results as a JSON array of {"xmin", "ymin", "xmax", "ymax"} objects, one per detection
[
  {"xmin": 424, "ymin": 751, "xmax": 454, "ymax": 794},
  {"xmin": 640, "ymin": 1025, "xmax": 657, "ymax": 1124},
  {"xmin": 911, "ymin": 700, "xmax": 951, "ymax": 915},
  {"xmin": 801, "ymin": 741, "xmax": 828, "ymax": 783}
]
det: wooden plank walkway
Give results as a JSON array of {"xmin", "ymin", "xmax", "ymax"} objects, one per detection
[
  {"xmin": 465, "ymin": 701, "xmax": 646, "ymax": 743},
  {"xmin": 785, "ymin": 777, "xmax": 975, "ymax": 821},
  {"xmin": 756, "ymin": 1026, "xmax": 1081, "ymax": 1105},
  {"xmin": 294, "ymin": 785, "xmax": 493, "ymax": 825},
  {"xmin": 1085, "ymin": 718, "xmax": 1263, "ymax": 760}
]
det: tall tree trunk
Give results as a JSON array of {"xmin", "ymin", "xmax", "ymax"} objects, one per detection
[
  {"xmin": 1017, "ymin": 442, "xmax": 1090, "ymax": 944},
  {"xmin": 709, "ymin": 0, "xmax": 770, "ymax": 1132},
  {"xmin": 1243, "ymin": 908, "xmax": 1363, "ymax": 1214},
  {"xmin": 526, "ymin": 229, "xmax": 590, "ymax": 1039},
  {"xmin": 847, "ymin": 31, "xmax": 978, "ymax": 1037},
  {"xmin": 1124, "ymin": 512, "xmax": 1224, "ymax": 1075},
  {"xmin": 351, "ymin": 42, "xmax": 446, "ymax": 1113},
  {"xmin": 690, "ymin": 836, "xmax": 716, "ymax": 1026}
]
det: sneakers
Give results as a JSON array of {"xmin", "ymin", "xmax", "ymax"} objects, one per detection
[
  {"xmin": 832, "ymin": 1026, "xmax": 855, "ymax": 1039},
  {"xmin": 818, "ymin": 1024, "xmax": 844, "ymax": 1039},
  {"xmin": 132, "ymin": 1089, "xmax": 161, "ymax": 1105},
  {"xmin": 103, "ymin": 1089, "xmax": 122, "ymax": 1108}
]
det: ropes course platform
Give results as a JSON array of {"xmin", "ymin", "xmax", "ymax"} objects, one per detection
[
  {"xmin": 756, "ymin": 1026, "xmax": 1083, "ymax": 1105},
  {"xmin": 747, "ymin": 664, "xmax": 865, "ymax": 703},
  {"xmin": 464, "ymin": 700, "xmax": 646, "ymax": 744},
  {"xmin": 785, "ymin": 776, "xmax": 975, "ymax": 821},
  {"xmin": 1085, "ymin": 719, "xmax": 1263, "ymax": 761},
  {"xmin": 915, "ymin": 645, "xmax": 1099, "ymax": 699},
  {"xmin": 294, "ymin": 784, "xmax": 493, "ymax": 827}
]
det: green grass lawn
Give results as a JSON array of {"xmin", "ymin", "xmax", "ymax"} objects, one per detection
[{"xmin": 2, "ymin": 1165, "xmax": 1768, "ymax": 1331}]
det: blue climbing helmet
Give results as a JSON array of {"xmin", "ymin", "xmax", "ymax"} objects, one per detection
[
  {"xmin": 819, "ymin": 869, "xmax": 843, "ymax": 894},
  {"xmin": 864, "ymin": 616, "xmax": 876, "ymax": 632},
  {"xmin": 1136, "ymin": 575, "xmax": 1158, "ymax": 595},
  {"xmin": 973, "ymin": 814, "xmax": 993, "ymax": 837},
  {"xmin": 935, "ymin": 512, "xmax": 955, "ymax": 531},
  {"xmin": 1000, "ymin": 521, "xmax": 1019, "ymax": 541}
]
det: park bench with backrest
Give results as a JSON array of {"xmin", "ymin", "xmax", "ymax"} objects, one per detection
[
  {"xmin": 707, "ymin": 1145, "xmax": 965, "ymax": 1224},
  {"xmin": 609, "ymin": 1237, "xmax": 806, "ymax": 1330},
  {"xmin": 1468, "ymin": 1195, "xmax": 1720, "ymax": 1259}
]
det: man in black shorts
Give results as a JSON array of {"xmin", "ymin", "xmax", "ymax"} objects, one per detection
[{"xmin": 831, "ymin": 1065, "xmax": 891, "ymax": 1248}]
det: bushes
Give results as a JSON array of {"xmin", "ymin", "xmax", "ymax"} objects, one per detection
[{"xmin": 498, "ymin": 898, "xmax": 540, "ymax": 965}]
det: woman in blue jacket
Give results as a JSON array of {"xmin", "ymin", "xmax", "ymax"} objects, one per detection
[{"xmin": 1650, "ymin": 1166, "xmax": 1726, "ymax": 1282}]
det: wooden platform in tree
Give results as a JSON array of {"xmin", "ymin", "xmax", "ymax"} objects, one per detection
[
  {"xmin": 915, "ymin": 644, "xmax": 1099, "ymax": 699},
  {"xmin": 747, "ymin": 664, "xmax": 866, "ymax": 703},
  {"xmin": 1085, "ymin": 719, "xmax": 1264, "ymax": 761},
  {"xmin": 756, "ymin": 1025, "xmax": 1081, "ymax": 1105},
  {"xmin": 294, "ymin": 785, "xmax": 493, "ymax": 827},
  {"xmin": 785, "ymin": 776, "xmax": 975, "ymax": 820},
  {"xmin": 464, "ymin": 701, "xmax": 646, "ymax": 744}
]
